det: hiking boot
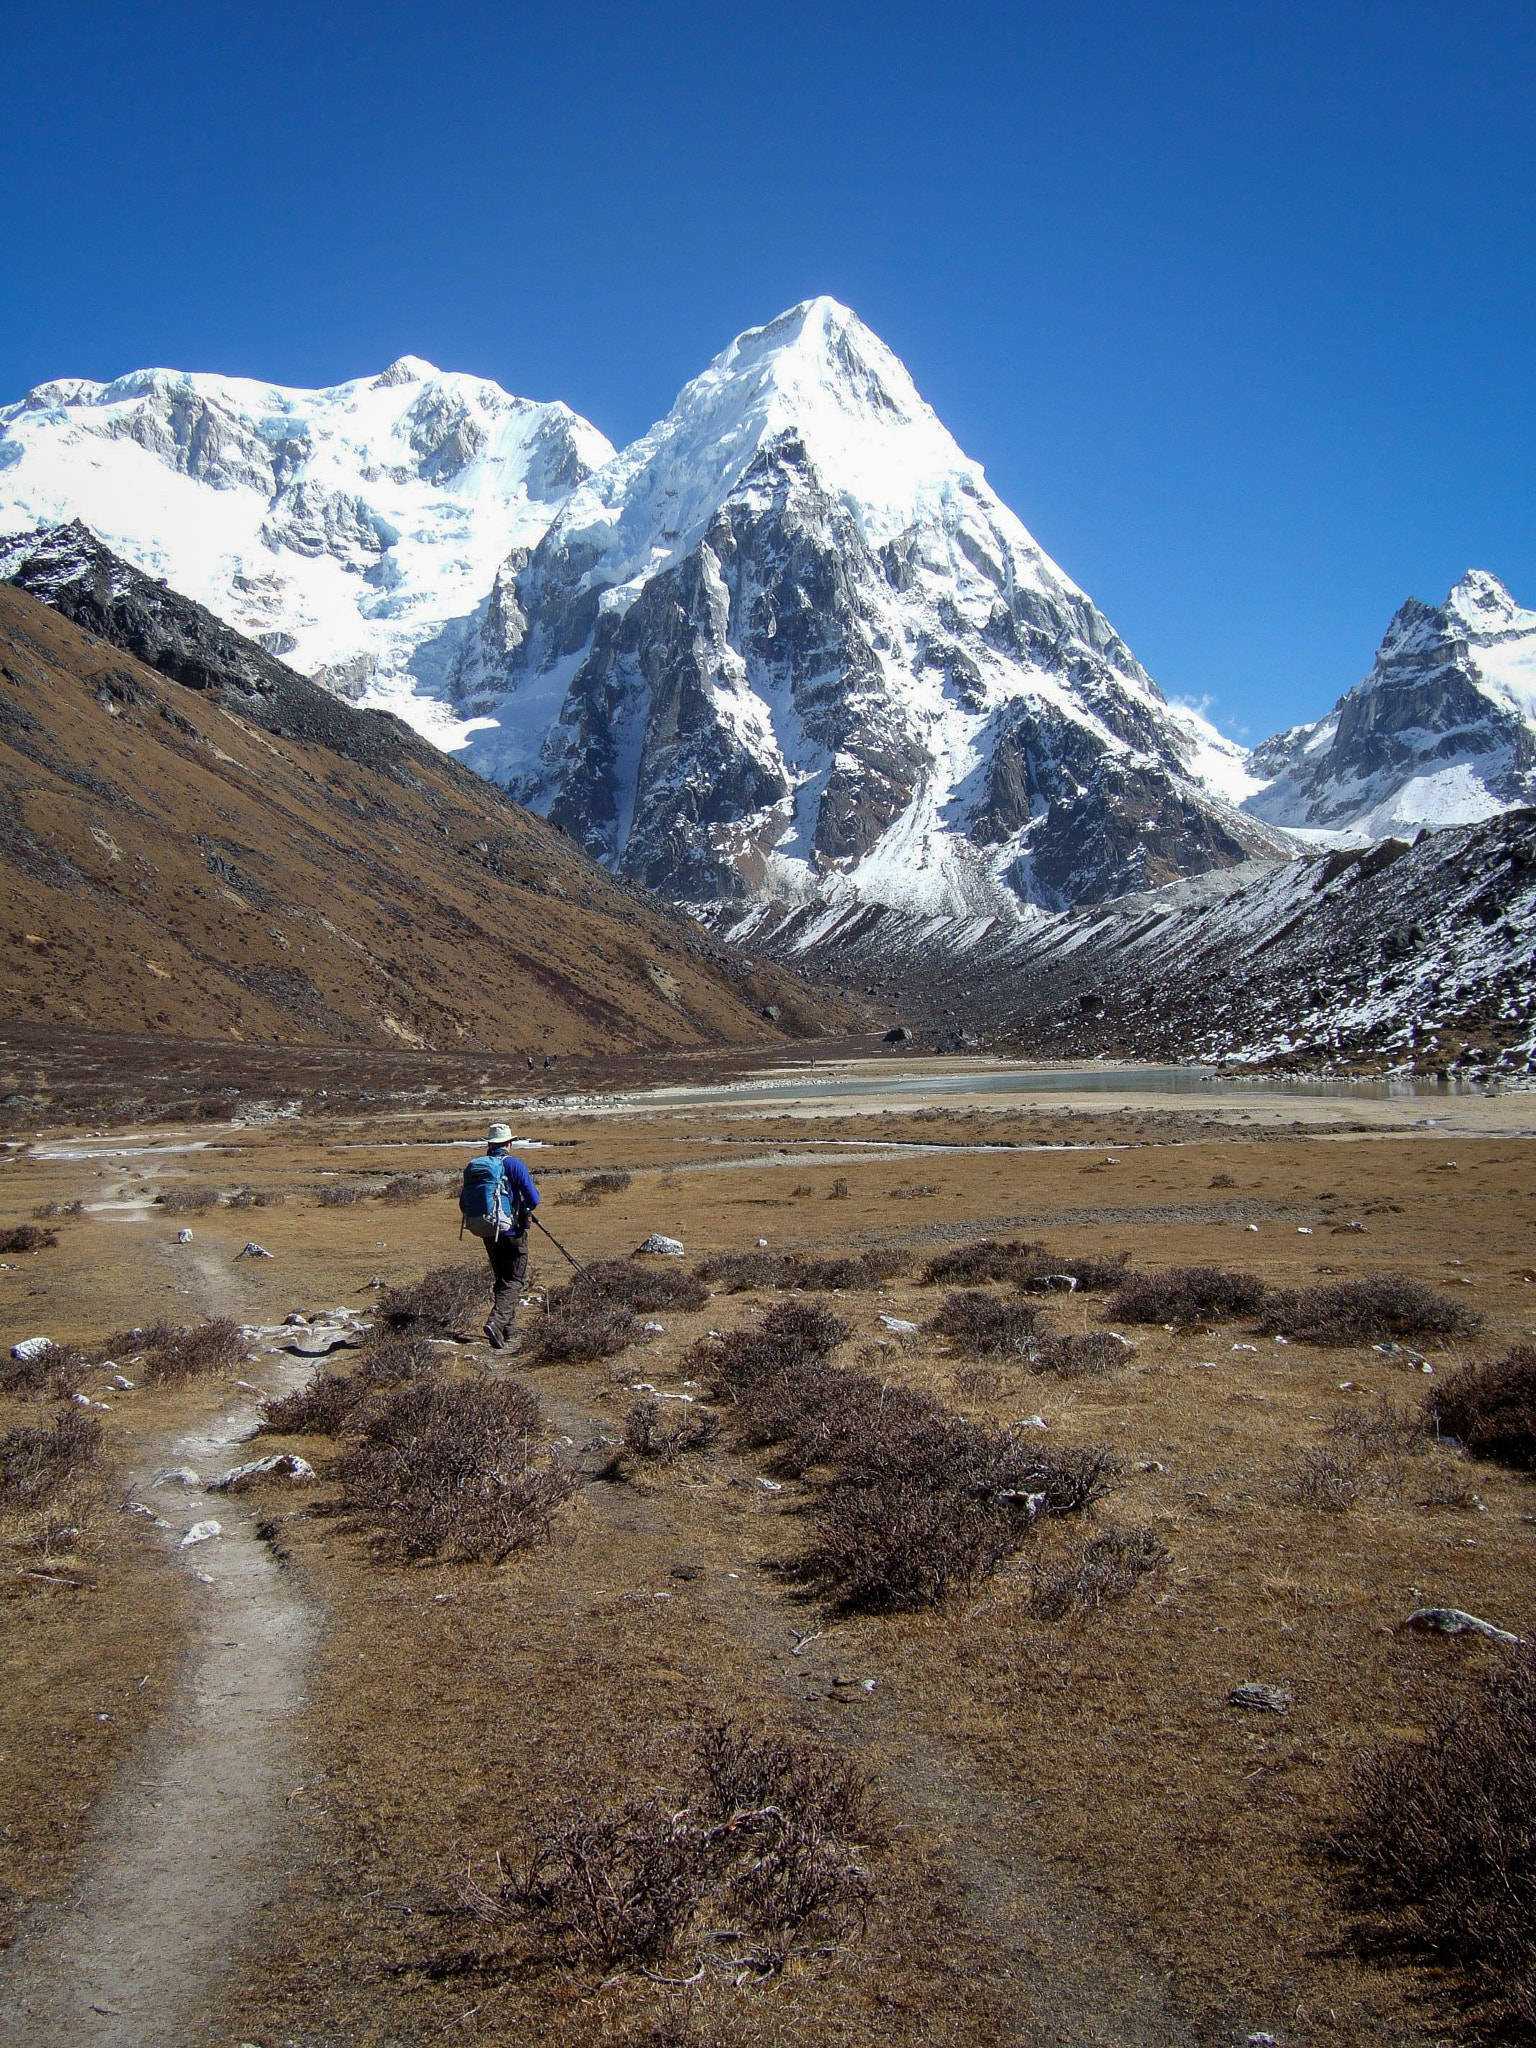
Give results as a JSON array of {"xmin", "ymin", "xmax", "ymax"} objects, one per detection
[{"xmin": 484, "ymin": 1319, "xmax": 507, "ymax": 1351}]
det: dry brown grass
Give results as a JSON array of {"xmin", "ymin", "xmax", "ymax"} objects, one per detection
[
  {"xmin": 918, "ymin": 1237, "xmax": 1043, "ymax": 1285},
  {"xmin": 153, "ymin": 1184, "xmax": 220, "ymax": 1215},
  {"xmin": 1027, "ymin": 1328, "xmax": 1134, "ymax": 1377},
  {"xmin": 1029, "ymin": 1526, "xmax": 1167, "ymax": 1619},
  {"xmin": 1259, "ymin": 1274, "xmax": 1483, "ymax": 1346},
  {"xmin": 559, "ymin": 1169, "xmax": 634, "ymax": 1205}
]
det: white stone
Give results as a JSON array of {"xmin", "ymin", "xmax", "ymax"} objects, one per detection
[
  {"xmin": 179, "ymin": 1520, "xmax": 222, "ymax": 1547},
  {"xmin": 207, "ymin": 1452, "xmax": 315, "ymax": 1492},
  {"xmin": 635, "ymin": 1234, "xmax": 684, "ymax": 1257},
  {"xmin": 10, "ymin": 1336, "xmax": 52, "ymax": 1363}
]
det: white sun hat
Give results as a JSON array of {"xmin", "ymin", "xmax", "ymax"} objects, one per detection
[{"xmin": 486, "ymin": 1122, "xmax": 513, "ymax": 1146}]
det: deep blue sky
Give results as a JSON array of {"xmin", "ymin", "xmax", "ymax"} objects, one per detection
[{"xmin": 5, "ymin": 0, "xmax": 1532, "ymax": 740}]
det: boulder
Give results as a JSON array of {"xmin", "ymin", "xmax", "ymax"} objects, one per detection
[
  {"xmin": 207, "ymin": 1452, "xmax": 315, "ymax": 1492},
  {"xmin": 635, "ymin": 1234, "xmax": 685, "ymax": 1257},
  {"xmin": 1229, "ymin": 1683, "xmax": 1292, "ymax": 1714},
  {"xmin": 10, "ymin": 1336, "xmax": 53, "ymax": 1363}
]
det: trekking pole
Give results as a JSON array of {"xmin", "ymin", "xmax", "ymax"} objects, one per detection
[{"xmin": 530, "ymin": 1214, "xmax": 590, "ymax": 1279}]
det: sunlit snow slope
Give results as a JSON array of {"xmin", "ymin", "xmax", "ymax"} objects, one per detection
[
  {"xmin": 459, "ymin": 297, "xmax": 1277, "ymax": 915},
  {"xmin": 0, "ymin": 357, "xmax": 613, "ymax": 745}
]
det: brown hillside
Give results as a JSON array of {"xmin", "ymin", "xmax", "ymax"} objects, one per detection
[{"xmin": 0, "ymin": 584, "xmax": 842, "ymax": 1051}]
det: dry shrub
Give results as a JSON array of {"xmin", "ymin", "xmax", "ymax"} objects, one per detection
[
  {"xmin": 925, "ymin": 1290, "xmax": 1038, "ymax": 1357},
  {"xmin": 226, "ymin": 1187, "xmax": 277, "ymax": 1210},
  {"xmin": 470, "ymin": 1722, "xmax": 873, "ymax": 1977},
  {"xmin": 521, "ymin": 1299, "xmax": 642, "ymax": 1365},
  {"xmin": 1015, "ymin": 1249, "xmax": 1130, "ymax": 1294},
  {"xmin": 1108, "ymin": 1266, "xmax": 1267, "ymax": 1325},
  {"xmin": 1283, "ymin": 1444, "xmax": 1369, "ymax": 1511},
  {"xmin": 0, "ymin": 1341, "xmax": 89, "ymax": 1399},
  {"xmin": 1329, "ymin": 1394, "xmax": 1426, "ymax": 1462},
  {"xmin": 317, "ymin": 1181, "xmax": 367, "ymax": 1206},
  {"xmin": 0, "ymin": 1223, "xmax": 58, "ymax": 1253},
  {"xmin": 887, "ymin": 1182, "xmax": 938, "ymax": 1199},
  {"xmin": 1, "ymin": 1409, "xmax": 101, "ymax": 1511},
  {"xmin": 1029, "ymin": 1330, "xmax": 1132, "ymax": 1377},
  {"xmin": 1030, "ymin": 1526, "xmax": 1167, "ymax": 1619},
  {"xmin": 697, "ymin": 1248, "xmax": 908, "ymax": 1293},
  {"xmin": 581, "ymin": 1169, "xmax": 632, "ymax": 1197},
  {"xmin": 379, "ymin": 1170, "xmax": 456, "ymax": 1203},
  {"xmin": 332, "ymin": 1376, "xmax": 575, "ymax": 1562},
  {"xmin": 122, "ymin": 1317, "xmax": 244, "ymax": 1384},
  {"xmin": 1329, "ymin": 1649, "xmax": 1536, "ymax": 2035},
  {"xmin": 32, "ymin": 1199, "xmax": 84, "ymax": 1219},
  {"xmin": 375, "ymin": 1262, "xmax": 486, "ymax": 1337},
  {"xmin": 355, "ymin": 1329, "xmax": 440, "ymax": 1383},
  {"xmin": 1259, "ymin": 1274, "xmax": 1482, "ymax": 1346},
  {"xmin": 558, "ymin": 1258, "xmax": 709, "ymax": 1315},
  {"xmin": 624, "ymin": 1397, "xmax": 720, "ymax": 1461},
  {"xmin": 1428, "ymin": 1348, "xmax": 1536, "ymax": 1469},
  {"xmin": 259, "ymin": 1369, "xmax": 365, "ymax": 1436},
  {"xmin": 154, "ymin": 1185, "xmax": 220, "ymax": 1215},
  {"xmin": 920, "ymin": 1238, "xmax": 1043, "ymax": 1286},
  {"xmin": 828, "ymin": 1178, "xmax": 849, "ymax": 1199}
]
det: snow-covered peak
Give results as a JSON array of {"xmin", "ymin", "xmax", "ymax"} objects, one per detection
[
  {"xmin": 1446, "ymin": 567, "xmax": 1522, "ymax": 630},
  {"xmin": 0, "ymin": 357, "xmax": 615, "ymax": 735}
]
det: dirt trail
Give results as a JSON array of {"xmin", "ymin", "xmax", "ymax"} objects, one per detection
[
  {"xmin": 538, "ymin": 1382, "xmax": 1190, "ymax": 2048},
  {"xmin": 0, "ymin": 1260, "xmax": 318, "ymax": 2048}
]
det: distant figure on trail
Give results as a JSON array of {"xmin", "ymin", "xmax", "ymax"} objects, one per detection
[{"xmin": 458, "ymin": 1122, "xmax": 539, "ymax": 1350}]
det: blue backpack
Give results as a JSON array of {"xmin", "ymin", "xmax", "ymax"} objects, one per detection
[{"xmin": 459, "ymin": 1154, "xmax": 517, "ymax": 1241}]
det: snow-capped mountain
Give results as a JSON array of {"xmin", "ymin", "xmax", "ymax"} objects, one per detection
[
  {"xmin": 1245, "ymin": 571, "xmax": 1536, "ymax": 841},
  {"xmin": 0, "ymin": 357, "xmax": 612, "ymax": 745},
  {"xmin": 457, "ymin": 298, "xmax": 1277, "ymax": 913}
]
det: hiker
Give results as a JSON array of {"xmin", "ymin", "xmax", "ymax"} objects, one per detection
[{"xmin": 459, "ymin": 1122, "xmax": 540, "ymax": 1350}]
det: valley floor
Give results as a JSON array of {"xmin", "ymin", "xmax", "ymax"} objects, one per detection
[{"xmin": 2, "ymin": 1058, "xmax": 1535, "ymax": 2047}]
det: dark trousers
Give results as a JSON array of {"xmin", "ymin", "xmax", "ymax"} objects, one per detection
[{"xmin": 483, "ymin": 1229, "xmax": 529, "ymax": 1334}]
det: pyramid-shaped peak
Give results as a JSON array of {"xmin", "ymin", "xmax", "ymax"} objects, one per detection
[
  {"xmin": 373, "ymin": 355, "xmax": 437, "ymax": 388},
  {"xmin": 711, "ymin": 297, "xmax": 926, "ymax": 425}
]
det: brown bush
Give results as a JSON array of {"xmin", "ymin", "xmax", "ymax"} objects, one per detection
[
  {"xmin": 316, "ymin": 1181, "xmax": 367, "ymax": 1206},
  {"xmin": 697, "ymin": 1247, "xmax": 908, "ymax": 1293},
  {"xmin": 557, "ymin": 1258, "xmax": 709, "ymax": 1315},
  {"xmin": 0, "ymin": 1224, "xmax": 58, "ymax": 1253},
  {"xmin": 474, "ymin": 1721, "xmax": 874, "ymax": 1977},
  {"xmin": 1030, "ymin": 1526, "xmax": 1167, "ymax": 1619},
  {"xmin": 1329, "ymin": 1649, "xmax": 1536, "ymax": 2035},
  {"xmin": 378, "ymin": 1170, "xmax": 456, "ymax": 1203},
  {"xmin": 1028, "ymin": 1330, "xmax": 1133, "ymax": 1377},
  {"xmin": 122, "ymin": 1317, "xmax": 244, "ymax": 1384},
  {"xmin": 1259, "ymin": 1274, "xmax": 1482, "ymax": 1346},
  {"xmin": 623, "ymin": 1397, "xmax": 720, "ymax": 1461},
  {"xmin": 154, "ymin": 1185, "xmax": 220, "ymax": 1215},
  {"xmin": 0, "ymin": 1409, "xmax": 102, "ymax": 1511},
  {"xmin": 0, "ymin": 1342, "xmax": 89, "ymax": 1399},
  {"xmin": 1015, "ymin": 1249, "xmax": 1131, "ymax": 1294},
  {"xmin": 333, "ymin": 1376, "xmax": 574, "ymax": 1562},
  {"xmin": 375, "ymin": 1262, "xmax": 486, "ymax": 1337},
  {"xmin": 692, "ymin": 1301, "xmax": 852, "ymax": 1405},
  {"xmin": 1428, "ymin": 1347, "xmax": 1536, "ymax": 1468},
  {"xmin": 1108, "ymin": 1266, "xmax": 1267, "ymax": 1324},
  {"xmin": 226, "ymin": 1187, "xmax": 278, "ymax": 1210},
  {"xmin": 1329, "ymin": 1394, "xmax": 1426, "ymax": 1462},
  {"xmin": 259, "ymin": 1370, "xmax": 365, "ymax": 1436},
  {"xmin": 925, "ymin": 1290, "xmax": 1039, "ymax": 1357},
  {"xmin": 32, "ymin": 1199, "xmax": 84, "ymax": 1219},
  {"xmin": 919, "ymin": 1238, "xmax": 1043, "ymax": 1286},
  {"xmin": 520, "ymin": 1299, "xmax": 642, "ymax": 1365},
  {"xmin": 828, "ymin": 1179, "xmax": 850, "ymax": 1199},
  {"xmin": 1282, "ymin": 1445, "xmax": 1369, "ymax": 1511},
  {"xmin": 354, "ymin": 1329, "xmax": 440, "ymax": 1384}
]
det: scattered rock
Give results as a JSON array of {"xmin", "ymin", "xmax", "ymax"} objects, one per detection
[
  {"xmin": 123, "ymin": 1501, "xmax": 169, "ymax": 1527},
  {"xmin": 669, "ymin": 1563, "xmax": 702, "ymax": 1580},
  {"xmin": 236, "ymin": 1241, "xmax": 274, "ymax": 1259},
  {"xmin": 1404, "ymin": 1606, "xmax": 1522, "ymax": 1645},
  {"xmin": 206, "ymin": 1452, "xmax": 315, "ymax": 1492},
  {"xmin": 154, "ymin": 1467, "xmax": 201, "ymax": 1488},
  {"xmin": 883, "ymin": 1025, "xmax": 912, "ymax": 1044},
  {"xmin": 283, "ymin": 1312, "xmax": 310, "ymax": 1327},
  {"xmin": 760, "ymin": 1005, "xmax": 781, "ymax": 1022},
  {"xmin": 1229, "ymin": 1683, "xmax": 1292, "ymax": 1714},
  {"xmin": 108, "ymin": 1374, "xmax": 134, "ymax": 1391},
  {"xmin": 179, "ymin": 1520, "xmax": 222, "ymax": 1547},
  {"xmin": 879, "ymin": 1314, "xmax": 919, "ymax": 1333},
  {"xmin": 635, "ymin": 1234, "xmax": 684, "ymax": 1257},
  {"xmin": 10, "ymin": 1336, "xmax": 52, "ymax": 1363},
  {"xmin": 176, "ymin": 1227, "xmax": 193, "ymax": 1244}
]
